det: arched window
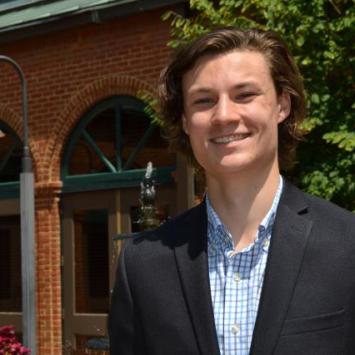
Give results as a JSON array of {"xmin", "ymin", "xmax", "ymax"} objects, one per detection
[
  {"xmin": 61, "ymin": 96, "xmax": 175, "ymax": 192},
  {"xmin": 0, "ymin": 121, "xmax": 21, "ymax": 197}
]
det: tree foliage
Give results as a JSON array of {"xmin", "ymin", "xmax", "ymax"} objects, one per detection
[{"xmin": 160, "ymin": 0, "xmax": 354, "ymax": 210}]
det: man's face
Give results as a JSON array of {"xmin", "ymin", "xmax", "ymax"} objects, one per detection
[{"xmin": 182, "ymin": 50, "xmax": 290, "ymax": 179}]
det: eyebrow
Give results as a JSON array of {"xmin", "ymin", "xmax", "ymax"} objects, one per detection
[
  {"xmin": 187, "ymin": 81, "xmax": 260, "ymax": 95},
  {"xmin": 187, "ymin": 87, "xmax": 212, "ymax": 95},
  {"xmin": 233, "ymin": 82, "xmax": 259, "ymax": 89}
]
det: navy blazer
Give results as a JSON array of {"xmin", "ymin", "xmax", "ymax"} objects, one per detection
[{"xmin": 109, "ymin": 182, "xmax": 355, "ymax": 354}]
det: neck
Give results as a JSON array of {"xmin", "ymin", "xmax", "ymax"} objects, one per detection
[{"xmin": 206, "ymin": 162, "xmax": 281, "ymax": 251}]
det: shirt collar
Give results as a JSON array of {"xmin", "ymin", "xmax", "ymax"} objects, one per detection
[{"xmin": 206, "ymin": 176, "xmax": 284, "ymax": 253}]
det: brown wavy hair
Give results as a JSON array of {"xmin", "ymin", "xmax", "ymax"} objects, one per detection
[{"xmin": 159, "ymin": 27, "xmax": 306, "ymax": 169}]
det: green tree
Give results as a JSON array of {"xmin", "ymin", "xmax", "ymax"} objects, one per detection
[{"xmin": 159, "ymin": 0, "xmax": 354, "ymax": 210}]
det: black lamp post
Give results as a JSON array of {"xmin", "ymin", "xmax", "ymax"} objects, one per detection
[{"xmin": 0, "ymin": 55, "xmax": 36, "ymax": 354}]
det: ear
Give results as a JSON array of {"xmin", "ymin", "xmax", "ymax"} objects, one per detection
[
  {"xmin": 277, "ymin": 92, "xmax": 291, "ymax": 123},
  {"xmin": 182, "ymin": 115, "xmax": 189, "ymax": 135}
]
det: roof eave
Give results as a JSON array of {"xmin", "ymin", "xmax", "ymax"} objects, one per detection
[{"xmin": 0, "ymin": 0, "xmax": 186, "ymax": 44}]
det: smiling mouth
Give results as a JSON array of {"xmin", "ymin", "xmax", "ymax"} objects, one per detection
[{"xmin": 210, "ymin": 133, "xmax": 250, "ymax": 144}]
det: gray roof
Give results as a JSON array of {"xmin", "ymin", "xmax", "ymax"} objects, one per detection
[
  {"xmin": 0, "ymin": 0, "xmax": 128, "ymax": 31},
  {"xmin": 0, "ymin": 0, "xmax": 185, "ymax": 42}
]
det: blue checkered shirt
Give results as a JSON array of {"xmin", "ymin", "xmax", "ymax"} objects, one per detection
[{"xmin": 206, "ymin": 178, "xmax": 283, "ymax": 355}]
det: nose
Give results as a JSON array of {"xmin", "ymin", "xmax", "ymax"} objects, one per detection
[{"xmin": 211, "ymin": 95, "xmax": 239, "ymax": 125}]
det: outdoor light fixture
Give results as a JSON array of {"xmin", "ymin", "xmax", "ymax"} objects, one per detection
[{"xmin": 0, "ymin": 55, "xmax": 36, "ymax": 355}]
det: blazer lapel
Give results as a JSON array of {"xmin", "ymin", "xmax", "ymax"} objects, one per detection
[
  {"xmin": 173, "ymin": 201, "xmax": 220, "ymax": 355},
  {"xmin": 250, "ymin": 183, "xmax": 313, "ymax": 355}
]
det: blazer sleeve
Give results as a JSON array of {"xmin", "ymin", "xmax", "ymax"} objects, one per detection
[{"xmin": 109, "ymin": 242, "xmax": 135, "ymax": 355}]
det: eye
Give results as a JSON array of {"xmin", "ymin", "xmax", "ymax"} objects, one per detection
[
  {"xmin": 193, "ymin": 97, "xmax": 214, "ymax": 105},
  {"xmin": 235, "ymin": 92, "xmax": 257, "ymax": 102}
]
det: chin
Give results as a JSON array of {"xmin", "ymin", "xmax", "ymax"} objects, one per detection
[
  {"xmin": 205, "ymin": 162, "xmax": 254, "ymax": 177},
  {"xmin": 204, "ymin": 154, "xmax": 273, "ymax": 177},
  {"xmin": 218, "ymin": 155, "xmax": 256, "ymax": 169}
]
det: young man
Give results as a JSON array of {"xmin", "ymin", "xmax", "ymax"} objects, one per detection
[{"xmin": 109, "ymin": 28, "xmax": 355, "ymax": 355}]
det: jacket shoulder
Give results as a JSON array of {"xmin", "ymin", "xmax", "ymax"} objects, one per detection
[
  {"xmin": 304, "ymin": 191, "xmax": 354, "ymax": 224},
  {"xmin": 283, "ymin": 181, "xmax": 355, "ymax": 232}
]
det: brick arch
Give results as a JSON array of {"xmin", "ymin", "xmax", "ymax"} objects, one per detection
[{"xmin": 45, "ymin": 74, "xmax": 156, "ymax": 182}]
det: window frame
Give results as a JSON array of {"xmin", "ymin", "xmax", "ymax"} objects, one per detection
[{"xmin": 61, "ymin": 96, "xmax": 174, "ymax": 193}]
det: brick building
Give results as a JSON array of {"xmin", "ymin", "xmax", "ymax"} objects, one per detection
[{"xmin": 0, "ymin": 0, "xmax": 194, "ymax": 353}]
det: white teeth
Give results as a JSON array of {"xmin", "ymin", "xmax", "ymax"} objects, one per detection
[{"xmin": 212, "ymin": 133, "xmax": 249, "ymax": 144}]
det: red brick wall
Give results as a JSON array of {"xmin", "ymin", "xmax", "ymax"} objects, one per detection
[{"xmin": 0, "ymin": 7, "xmax": 173, "ymax": 353}]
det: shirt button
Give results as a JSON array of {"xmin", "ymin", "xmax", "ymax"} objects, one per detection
[
  {"xmin": 234, "ymin": 273, "xmax": 240, "ymax": 283},
  {"xmin": 263, "ymin": 239, "xmax": 270, "ymax": 248},
  {"xmin": 231, "ymin": 324, "xmax": 240, "ymax": 334}
]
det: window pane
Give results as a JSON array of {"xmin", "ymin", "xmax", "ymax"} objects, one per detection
[
  {"xmin": 85, "ymin": 108, "xmax": 116, "ymax": 168},
  {"xmin": 0, "ymin": 215, "xmax": 21, "ymax": 312},
  {"xmin": 121, "ymin": 108, "xmax": 174, "ymax": 169},
  {"xmin": 74, "ymin": 210, "xmax": 109, "ymax": 313},
  {"xmin": 0, "ymin": 129, "xmax": 21, "ymax": 182},
  {"xmin": 68, "ymin": 138, "xmax": 108, "ymax": 175},
  {"xmin": 133, "ymin": 126, "xmax": 175, "ymax": 168},
  {"xmin": 68, "ymin": 108, "xmax": 117, "ymax": 175}
]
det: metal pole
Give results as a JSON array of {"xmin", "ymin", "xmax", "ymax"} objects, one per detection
[{"xmin": 0, "ymin": 55, "xmax": 36, "ymax": 355}]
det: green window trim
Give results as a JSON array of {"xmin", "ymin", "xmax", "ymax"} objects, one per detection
[
  {"xmin": 0, "ymin": 181, "xmax": 20, "ymax": 198},
  {"xmin": 62, "ymin": 167, "xmax": 174, "ymax": 193},
  {"xmin": 61, "ymin": 96, "xmax": 175, "ymax": 193}
]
